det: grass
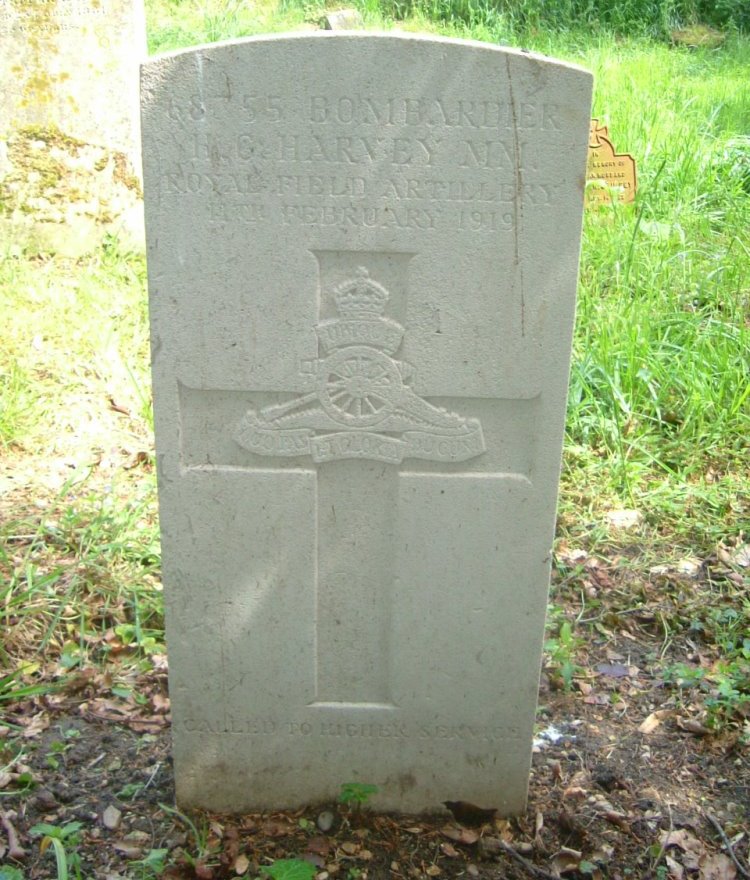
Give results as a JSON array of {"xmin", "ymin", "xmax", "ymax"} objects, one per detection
[
  {"xmin": 1, "ymin": 1, "xmax": 749, "ymax": 734},
  {"xmin": 562, "ymin": 37, "xmax": 750, "ymax": 553},
  {"xmin": 0, "ymin": 234, "xmax": 159, "ymax": 697}
]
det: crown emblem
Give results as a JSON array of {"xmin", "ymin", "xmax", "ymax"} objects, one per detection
[
  {"xmin": 334, "ymin": 267, "xmax": 389, "ymax": 319},
  {"xmin": 316, "ymin": 268, "xmax": 404, "ymax": 355}
]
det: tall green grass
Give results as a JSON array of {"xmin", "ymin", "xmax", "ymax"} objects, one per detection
[
  {"xmin": 277, "ymin": 0, "xmax": 749, "ymax": 35},
  {"xmin": 0, "ymin": 237, "xmax": 152, "ymax": 454},
  {"xmin": 563, "ymin": 39, "xmax": 750, "ymax": 548}
]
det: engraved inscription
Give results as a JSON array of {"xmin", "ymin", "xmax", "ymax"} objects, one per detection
[
  {"xmin": 158, "ymin": 90, "xmax": 568, "ymax": 233},
  {"xmin": 182, "ymin": 717, "xmax": 525, "ymax": 742},
  {"xmin": 0, "ymin": 0, "xmax": 110, "ymax": 34},
  {"xmin": 167, "ymin": 93, "xmax": 563, "ymax": 130},
  {"xmin": 234, "ymin": 268, "xmax": 486, "ymax": 465},
  {"xmin": 586, "ymin": 119, "xmax": 637, "ymax": 207}
]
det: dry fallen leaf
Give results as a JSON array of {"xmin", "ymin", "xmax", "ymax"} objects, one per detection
[
  {"xmin": 662, "ymin": 829, "xmax": 705, "ymax": 871},
  {"xmin": 261, "ymin": 818, "xmax": 294, "ymax": 838},
  {"xmin": 441, "ymin": 825, "xmax": 480, "ymax": 846},
  {"xmin": 665, "ymin": 854, "xmax": 685, "ymax": 879},
  {"xmin": 234, "ymin": 854, "xmax": 249, "ymax": 875},
  {"xmin": 584, "ymin": 694, "xmax": 610, "ymax": 705},
  {"xmin": 21, "ymin": 712, "xmax": 50, "ymax": 738},
  {"xmin": 152, "ymin": 692, "xmax": 170, "ymax": 713},
  {"xmin": 605, "ymin": 509, "xmax": 642, "ymax": 529},
  {"xmin": 535, "ymin": 811, "xmax": 544, "ymax": 836},
  {"xmin": 194, "ymin": 861, "xmax": 214, "ymax": 880},
  {"xmin": 676, "ymin": 717, "xmax": 711, "ymax": 736},
  {"xmin": 718, "ymin": 543, "xmax": 750, "ymax": 569},
  {"xmin": 307, "ymin": 837, "xmax": 331, "ymax": 857},
  {"xmin": 550, "ymin": 847, "xmax": 583, "ymax": 875},
  {"xmin": 639, "ymin": 709, "xmax": 673, "ymax": 734},
  {"xmin": 112, "ymin": 841, "xmax": 144, "ymax": 859},
  {"xmin": 698, "ymin": 853, "xmax": 737, "ymax": 880},
  {"xmin": 676, "ymin": 558, "xmax": 702, "ymax": 577},
  {"xmin": 596, "ymin": 662, "xmax": 630, "ymax": 678}
]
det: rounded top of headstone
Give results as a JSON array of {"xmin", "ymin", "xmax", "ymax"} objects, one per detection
[{"xmin": 142, "ymin": 31, "xmax": 592, "ymax": 80}]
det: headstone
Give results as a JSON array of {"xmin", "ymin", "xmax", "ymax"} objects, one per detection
[
  {"xmin": 586, "ymin": 119, "xmax": 636, "ymax": 207},
  {"xmin": 323, "ymin": 8, "xmax": 365, "ymax": 29},
  {"xmin": 0, "ymin": 0, "xmax": 146, "ymax": 254},
  {"xmin": 141, "ymin": 33, "xmax": 592, "ymax": 815}
]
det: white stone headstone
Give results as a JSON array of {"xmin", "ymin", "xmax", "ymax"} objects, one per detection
[
  {"xmin": 0, "ymin": 0, "xmax": 146, "ymax": 254},
  {"xmin": 141, "ymin": 33, "xmax": 592, "ymax": 815}
]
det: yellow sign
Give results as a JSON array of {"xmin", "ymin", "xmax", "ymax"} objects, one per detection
[{"xmin": 586, "ymin": 119, "xmax": 637, "ymax": 207}]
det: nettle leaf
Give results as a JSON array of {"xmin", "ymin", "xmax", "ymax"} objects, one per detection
[
  {"xmin": 260, "ymin": 858, "xmax": 316, "ymax": 880},
  {"xmin": 339, "ymin": 782, "xmax": 379, "ymax": 804}
]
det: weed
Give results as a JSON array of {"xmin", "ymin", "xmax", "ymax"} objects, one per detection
[
  {"xmin": 29, "ymin": 822, "xmax": 83, "ymax": 880},
  {"xmin": 544, "ymin": 616, "xmax": 584, "ymax": 692},
  {"xmin": 117, "ymin": 781, "xmax": 145, "ymax": 799},
  {"xmin": 129, "ymin": 848, "xmax": 170, "ymax": 879},
  {"xmin": 158, "ymin": 803, "xmax": 218, "ymax": 872},
  {"xmin": 664, "ymin": 647, "xmax": 750, "ymax": 730},
  {"xmin": 260, "ymin": 860, "xmax": 317, "ymax": 880},
  {"xmin": 339, "ymin": 781, "xmax": 379, "ymax": 808}
]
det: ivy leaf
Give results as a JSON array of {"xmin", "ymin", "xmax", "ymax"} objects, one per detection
[{"xmin": 260, "ymin": 859, "xmax": 317, "ymax": 880}]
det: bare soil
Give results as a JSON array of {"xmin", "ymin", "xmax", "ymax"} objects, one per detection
[{"xmin": 2, "ymin": 556, "xmax": 748, "ymax": 880}]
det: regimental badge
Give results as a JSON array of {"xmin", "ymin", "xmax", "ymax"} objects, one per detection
[{"xmin": 234, "ymin": 268, "xmax": 486, "ymax": 464}]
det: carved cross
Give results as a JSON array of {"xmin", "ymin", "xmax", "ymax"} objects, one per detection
[{"xmin": 182, "ymin": 268, "xmax": 531, "ymax": 706}]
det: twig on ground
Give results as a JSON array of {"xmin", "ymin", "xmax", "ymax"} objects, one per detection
[
  {"xmin": 0, "ymin": 809, "xmax": 27, "ymax": 859},
  {"xmin": 498, "ymin": 840, "xmax": 561, "ymax": 880},
  {"xmin": 643, "ymin": 802, "xmax": 673, "ymax": 880},
  {"xmin": 143, "ymin": 760, "xmax": 162, "ymax": 791},
  {"xmin": 705, "ymin": 811, "xmax": 750, "ymax": 879}
]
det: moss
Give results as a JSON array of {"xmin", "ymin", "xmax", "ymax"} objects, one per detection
[
  {"xmin": 112, "ymin": 152, "xmax": 143, "ymax": 198},
  {"xmin": 1, "ymin": 130, "xmax": 68, "ymax": 214},
  {"xmin": 18, "ymin": 124, "xmax": 86, "ymax": 153},
  {"xmin": 0, "ymin": 127, "xmax": 85, "ymax": 218},
  {"xmin": 0, "ymin": 125, "xmax": 141, "ymax": 225}
]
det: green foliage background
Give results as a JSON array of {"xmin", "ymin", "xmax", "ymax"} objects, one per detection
[{"xmin": 350, "ymin": 0, "xmax": 749, "ymax": 34}]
